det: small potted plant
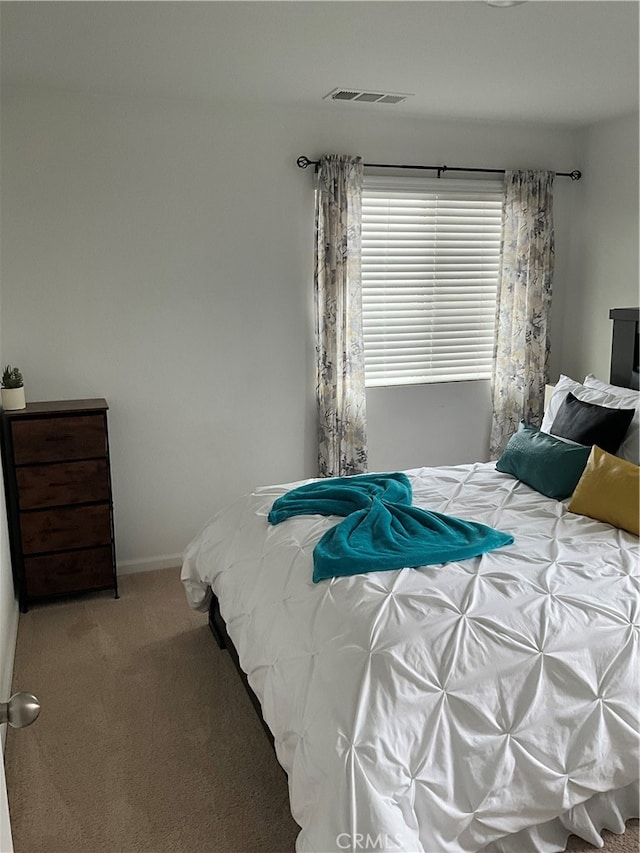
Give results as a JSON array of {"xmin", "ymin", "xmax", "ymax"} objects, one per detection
[{"xmin": 1, "ymin": 365, "xmax": 26, "ymax": 410}]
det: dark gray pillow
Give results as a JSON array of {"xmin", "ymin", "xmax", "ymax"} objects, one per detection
[{"xmin": 550, "ymin": 392, "xmax": 634, "ymax": 455}]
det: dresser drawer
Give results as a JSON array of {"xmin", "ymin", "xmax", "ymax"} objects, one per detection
[
  {"xmin": 16, "ymin": 459, "xmax": 110, "ymax": 510},
  {"xmin": 20, "ymin": 504, "xmax": 112, "ymax": 555},
  {"xmin": 24, "ymin": 546, "xmax": 114, "ymax": 598},
  {"xmin": 11, "ymin": 414, "xmax": 107, "ymax": 464}
]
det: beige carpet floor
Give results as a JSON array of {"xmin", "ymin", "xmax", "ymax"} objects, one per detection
[{"xmin": 4, "ymin": 569, "xmax": 638, "ymax": 853}]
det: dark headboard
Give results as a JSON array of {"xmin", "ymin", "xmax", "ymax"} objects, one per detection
[{"xmin": 609, "ymin": 307, "xmax": 639, "ymax": 390}]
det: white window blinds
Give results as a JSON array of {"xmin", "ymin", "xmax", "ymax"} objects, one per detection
[{"xmin": 361, "ymin": 176, "xmax": 504, "ymax": 387}]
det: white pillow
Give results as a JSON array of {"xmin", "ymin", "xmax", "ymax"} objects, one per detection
[
  {"xmin": 583, "ymin": 373, "xmax": 639, "ymax": 401},
  {"xmin": 540, "ymin": 374, "xmax": 639, "ymax": 464},
  {"xmin": 541, "ymin": 375, "xmax": 584, "ymax": 433}
]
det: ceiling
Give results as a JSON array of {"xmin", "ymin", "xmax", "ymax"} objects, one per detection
[{"xmin": 1, "ymin": 1, "xmax": 638, "ymax": 126}]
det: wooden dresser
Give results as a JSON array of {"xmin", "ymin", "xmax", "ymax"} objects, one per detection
[{"xmin": 1, "ymin": 399, "xmax": 118, "ymax": 611}]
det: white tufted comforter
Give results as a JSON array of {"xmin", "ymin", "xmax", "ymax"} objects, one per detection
[{"xmin": 181, "ymin": 462, "xmax": 639, "ymax": 853}]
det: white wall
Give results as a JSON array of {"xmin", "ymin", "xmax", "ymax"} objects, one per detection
[
  {"xmin": 1, "ymin": 86, "xmax": 582, "ymax": 567},
  {"xmin": 556, "ymin": 112, "xmax": 639, "ymax": 383}
]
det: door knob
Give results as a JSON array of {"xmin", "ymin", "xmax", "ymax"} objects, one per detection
[{"xmin": 0, "ymin": 692, "xmax": 40, "ymax": 728}]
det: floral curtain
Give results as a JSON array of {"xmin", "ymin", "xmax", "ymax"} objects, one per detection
[
  {"xmin": 489, "ymin": 170, "xmax": 555, "ymax": 459},
  {"xmin": 314, "ymin": 154, "xmax": 368, "ymax": 477}
]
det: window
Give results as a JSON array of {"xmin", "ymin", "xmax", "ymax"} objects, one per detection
[{"xmin": 361, "ymin": 177, "xmax": 504, "ymax": 387}]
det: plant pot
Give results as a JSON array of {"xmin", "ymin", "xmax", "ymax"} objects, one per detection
[{"xmin": 1, "ymin": 387, "xmax": 26, "ymax": 410}]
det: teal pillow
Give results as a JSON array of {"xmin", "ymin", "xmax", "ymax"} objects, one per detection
[{"xmin": 496, "ymin": 422, "xmax": 591, "ymax": 500}]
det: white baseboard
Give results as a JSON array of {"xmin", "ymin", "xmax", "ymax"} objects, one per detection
[{"xmin": 117, "ymin": 555, "xmax": 182, "ymax": 576}]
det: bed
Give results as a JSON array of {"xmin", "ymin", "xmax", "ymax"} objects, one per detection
[{"xmin": 181, "ymin": 309, "xmax": 639, "ymax": 853}]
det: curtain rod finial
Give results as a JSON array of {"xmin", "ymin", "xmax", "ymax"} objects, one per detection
[
  {"xmin": 297, "ymin": 155, "xmax": 312, "ymax": 170},
  {"xmin": 570, "ymin": 170, "xmax": 582, "ymax": 181}
]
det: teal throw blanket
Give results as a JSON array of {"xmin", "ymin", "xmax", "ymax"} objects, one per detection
[{"xmin": 268, "ymin": 472, "xmax": 513, "ymax": 583}]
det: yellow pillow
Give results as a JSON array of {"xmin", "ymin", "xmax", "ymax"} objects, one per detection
[{"xmin": 568, "ymin": 445, "xmax": 639, "ymax": 536}]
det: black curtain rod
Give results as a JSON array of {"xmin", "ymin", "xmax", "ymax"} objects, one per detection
[{"xmin": 296, "ymin": 155, "xmax": 582, "ymax": 181}]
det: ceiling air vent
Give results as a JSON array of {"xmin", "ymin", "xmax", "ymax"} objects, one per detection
[{"xmin": 324, "ymin": 88, "xmax": 413, "ymax": 105}]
